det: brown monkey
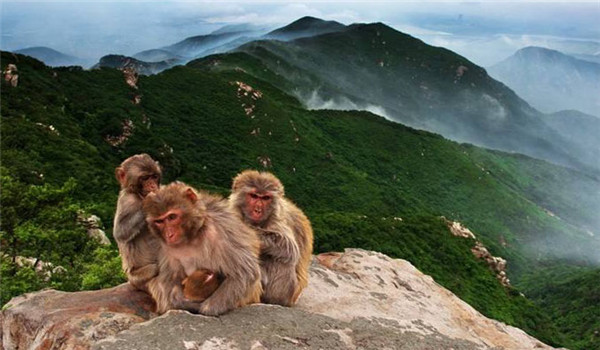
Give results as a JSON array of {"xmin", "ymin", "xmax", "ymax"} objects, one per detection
[
  {"xmin": 143, "ymin": 182, "xmax": 262, "ymax": 315},
  {"xmin": 230, "ymin": 170, "xmax": 313, "ymax": 306},
  {"xmin": 113, "ymin": 153, "xmax": 162, "ymax": 291},
  {"xmin": 182, "ymin": 269, "xmax": 221, "ymax": 302}
]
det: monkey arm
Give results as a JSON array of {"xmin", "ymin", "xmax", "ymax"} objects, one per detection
[
  {"xmin": 199, "ymin": 232, "xmax": 261, "ymax": 316},
  {"xmin": 148, "ymin": 255, "xmax": 204, "ymax": 314},
  {"xmin": 258, "ymin": 223, "xmax": 300, "ymax": 265},
  {"xmin": 113, "ymin": 194, "xmax": 147, "ymax": 243},
  {"xmin": 127, "ymin": 264, "xmax": 159, "ymax": 291}
]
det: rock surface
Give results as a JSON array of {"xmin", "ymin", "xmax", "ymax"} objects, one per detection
[{"xmin": 1, "ymin": 249, "xmax": 556, "ymax": 349}]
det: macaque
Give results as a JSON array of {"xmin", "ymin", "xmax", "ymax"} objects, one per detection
[
  {"xmin": 230, "ymin": 170, "xmax": 313, "ymax": 306},
  {"xmin": 113, "ymin": 154, "xmax": 162, "ymax": 291},
  {"xmin": 182, "ymin": 269, "xmax": 221, "ymax": 302},
  {"xmin": 143, "ymin": 182, "xmax": 262, "ymax": 315}
]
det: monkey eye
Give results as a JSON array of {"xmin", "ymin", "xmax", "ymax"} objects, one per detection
[
  {"xmin": 167, "ymin": 213, "xmax": 178, "ymax": 220},
  {"xmin": 154, "ymin": 219, "xmax": 164, "ymax": 225},
  {"xmin": 150, "ymin": 174, "xmax": 159, "ymax": 180},
  {"xmin": 262, "ymin": 195, "xmax": 271, "ymax": 201},
  {"xmin": 250, "ymin": 193, "xmax": 259, "ymax": 199}
]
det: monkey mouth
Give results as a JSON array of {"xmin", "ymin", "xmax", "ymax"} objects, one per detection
[
  {"xmin": 251, "ymin": 208, "xmax": 263, "ymax": 221},
  {"xmin": 165, "ymin": 232, "xmax": 177, "ymax": 244}
]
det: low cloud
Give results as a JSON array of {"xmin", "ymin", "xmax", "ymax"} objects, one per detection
[{"xmin": 301, "ymin": 90, "xmax": 392, "ymax": 120}]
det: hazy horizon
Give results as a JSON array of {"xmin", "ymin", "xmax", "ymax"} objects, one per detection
[{"xmin": 1, "ymin": 1, "xmax": 599, "ymax": 67}]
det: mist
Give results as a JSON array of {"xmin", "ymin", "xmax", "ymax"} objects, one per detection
[
  {"xmin": 2, "ymin": 2, "xmax": 599, "ymax": 68},
  {"xmin": 2, "ymin": 1, "xmax": 599, "ymax": 265},
  {"xmin": 301, "ymin": 90, "xmax": 392, "ymax": 121}
]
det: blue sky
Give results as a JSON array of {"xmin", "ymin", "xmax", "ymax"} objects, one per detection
[{"xmin": 1, "ymin": 1, "xmax": 599, "ymax": 66}]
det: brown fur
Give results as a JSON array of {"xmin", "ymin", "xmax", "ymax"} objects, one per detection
[
  {"xmin": 182, "ymin": 269, "xmax": 221, "ymax": 302},
  {"xmin": 230, "ymin": 170, "xmax": 313, "ymax": 306},
  {"xmin": 113, "ymin": 154, "xmax": 162, "ymax": 292},
  {"xmin": 143, "ymin": 182, "xmax": 262, "ymax": 315}
]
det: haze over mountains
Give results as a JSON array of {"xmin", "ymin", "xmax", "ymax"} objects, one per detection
[
  {"xmin": 3, "ymin": 12, "xmax": 600, "ymax": 350},
  {"xmin": 489, "ymin": 46, "xmax": 600, "ymax": 117},
  {"xmin": 223, "ymin": 18, "xmax": 598, "ymax": 173},
  {"xmin": 14, "ymin": 16, "xmax": 600, "ymax": 176},
  {"xmin": 14, "ymin": 46, "xmax": 89, "ymax": 67}
]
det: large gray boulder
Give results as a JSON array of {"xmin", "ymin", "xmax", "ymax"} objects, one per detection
[{"xmin": 1, "ymin": 249, "xmax": 557, "ymax": 349}]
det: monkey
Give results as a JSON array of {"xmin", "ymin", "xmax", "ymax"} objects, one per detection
[
  {"xmin": 113, "ymin": 153, "xmax": 162, "ymax": 292},
  {"xmin": 229, "ymin": 170, "xmax": 313, "ymax": 306},
  {"xmin": 143, "ymin": 182, "xmax": 262, "ymax": 315},
  {"xmin": 182, "ymin": 269, "xmax": 221, "ymax": 302}
]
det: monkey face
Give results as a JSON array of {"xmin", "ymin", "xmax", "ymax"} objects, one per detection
[
  {"xmin": 244, "ymin": 190, "xmax": 273, "ymax": 225},
  {"xmin": 139, "ymin": 173, "xmax": 160, "ymax": 196},
  {"xmin": 150, "ymin": 209, "xmax": 185, "ymax": 245}
]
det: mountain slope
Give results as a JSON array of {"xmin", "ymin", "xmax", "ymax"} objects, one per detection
[
  {"xmin": 218, "ymin": 23, "xmax": 598, "ymax": 173},
  {"xmin": 2, "ymin": 51, "xmax": 599, "ymax": 348},
  {"xmin": 14, "ymin": 46, "xmax": 85, "ymax": 67},
  {"xmin": 489, "ymin": 46, "xmax": 600, "ymax": 117},
  {"xmin": 133, "ymin": 49, "xmax": 185, "ymax": 63},
  {"xmin": 93, "ymin": 54, "xmax": 183, "ymax": 75},
  {"xmin": 265, "ymin": 16, "xmax": 346, "ymax": 41},
  {"xmin": 162, "ymin": 31, "xmax": 248, "ymax": 58}
]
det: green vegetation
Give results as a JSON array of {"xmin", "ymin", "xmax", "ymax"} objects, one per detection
[
  {"xmin": 1, "ymin": 50, "xmax": 599, "ymax": 348},
  {"xmin": 520, "ymin": 265, "xmax": 600, "ymax": 350}
]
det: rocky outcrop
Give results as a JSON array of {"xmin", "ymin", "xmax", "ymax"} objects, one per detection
[
  {"xmin": 9, "ymin": 256, "xmax": 66, "ymax": 281},
  {"xmin": 122, "ymin": 67, "xmax": 138, "ymax": 89},
  {"xmin": 446, "ymin": 219, "xmax": 511, "ymax": 287},
  {"xmin": 0, "ymin": 284, "xmax": 155, "ymax": 350},
  {"xmin": 3, "ymin": 64, "xmax": 19, "ymax": 87},
  {"xmin": 104, "ymin": 119, "xmax": 134, "ymax": 147},
  {"xmin": 1, "ymin": 249, "xmax": 555, "ymax": 349},
  {"xmin": 78, "ymin": 213, "xmax": 111, "ymax": 245}
]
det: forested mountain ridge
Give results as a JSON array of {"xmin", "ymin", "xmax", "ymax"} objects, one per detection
[
  {"xmin": 1, "ymin": 48, "xmax": 598, "ymax": 348},
  {"xmin": 216, "ymin": 22, "xmax": 599, "ymax": 174}
]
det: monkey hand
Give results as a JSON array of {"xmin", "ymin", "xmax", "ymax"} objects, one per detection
[
  {"xmin": 173, "ymin": 297, "xmax": 204, "ymax": 314},
  {"xmin": 197, "ymin": 301, "xmax": 227, "ymax": 317},
  {"xmin": 258, "ymin": 230, "xmax": 299, "ymax": 265}
]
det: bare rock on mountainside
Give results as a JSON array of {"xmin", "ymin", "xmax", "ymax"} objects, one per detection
[
  {"xmin": 446, "ymin": 219, "xmax": 511, "ymax": 287},
  {"xmin": 1, "ymin": 249, "xmax": 556, "ymax": 350},
  {"xmin": 2, "ymin": 63, "xmax": 19, "ymax": 87},
  {"xmin": 0, "ymin": 284, "xmax": 156, "ymax": 350}
]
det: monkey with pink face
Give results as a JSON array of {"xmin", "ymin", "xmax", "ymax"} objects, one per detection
[
  {"xmin": 143, "ymin": 182, "xmax": 262, "ymax": 315},
  {"xmin": 230, "ymin": 170, "xmax": 314, "ymax": 306}
]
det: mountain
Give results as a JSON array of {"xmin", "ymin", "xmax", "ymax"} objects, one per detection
[
  {"xmin": 14, "ymin": 46, "xmax": 85, "ymax": 67},
  {"xmin": 544, "ymin": 110, "xmax": 600, "ymax": 164},
  {"xmin": 162, "ymin": 31, "xmax": 248, "ymax": 58},
  {"xmin": 265, "ymin": 16, "xmax": 346, "ymax": 41},
  {"xmin": 93, "ymin": 54, "xmax": 182, "ymax": 75},
  {"xmin": 488, "ymin": 46, "xmax": 600, "ymax": 117},
  {"xmin": 210, "ymin": 23, "xmax": 272, "ymax": 36},
  {"xmin": 2, "ymin": 46, "xmax": 599, "ymax": 349},
  {"xmin": 132, "ymin": 49, "xmax": 185, "ymax": 63},
  {"xmin": 202, "ymin": 23, "xmax": 598, "ymax": 173}
]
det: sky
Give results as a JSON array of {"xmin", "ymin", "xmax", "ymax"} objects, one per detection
[{"xmin": 1, "ymin": 1, "xmax": 599, "ymax": 66}]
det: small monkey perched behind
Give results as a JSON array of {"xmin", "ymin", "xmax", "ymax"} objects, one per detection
[
  {"xmin": 143, "ymin": 182, "xmax": 262, "ymax": 315},
  {"xmin": 113, "ymin": 154, "xmax": 162, "ymax": 292},
  {"xmin": 230, "ymin": 170, "xmax": 313, "ymax": 306}
]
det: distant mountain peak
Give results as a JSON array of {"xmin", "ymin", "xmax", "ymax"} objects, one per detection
[
  {"xmin": 14, "ymin": 46, "xmax": 82, "ymax": 67},
  {"xmin": 286, "ymin": 16, "xmax": 335, "ymax": 28},
  {"xmin": 266, "ymin": 16, "xmax": 346, "ymax": 41},
  {"xmin": 515, "ymin": 46, "xmax": 566, "ymax": 59}
]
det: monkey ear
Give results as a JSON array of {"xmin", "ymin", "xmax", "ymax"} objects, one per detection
[
  {"xmin": 185, "ymin": 188, "xmax": 198, "ymax": 203},
  {"xmin": 115, "ymin": 167, "xmax": 126, "ymax": 186}
]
